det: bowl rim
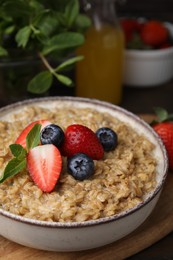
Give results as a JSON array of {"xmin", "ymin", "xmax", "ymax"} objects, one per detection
[
  {"xmin": 0, "ymin": 96, "xmax": 169, "ymax": 228},
  {"xmin": 125, "ymin": 46, "xmax": 173, "ymax": 57}
]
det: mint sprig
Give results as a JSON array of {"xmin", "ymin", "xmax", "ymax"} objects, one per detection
[
  {"xmin": 0, "ymin": 0, "xmax": 90, "ymax": 94},
  {"xmin": 10, "ymin": 143, "xmax": 27, "ymax": 159},
  {"xmin": 0, "ymin": 157, "xmax": 27, "ymax": 183},
  {"xmin": 0, "ymin": 123, "xmax": 41, "ymax": 183}
]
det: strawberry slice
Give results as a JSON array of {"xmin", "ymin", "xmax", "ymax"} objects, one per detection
[
  {"xmin": 61, "ymin": 124, "xmax": 104, "ymax": 160},
  {"xmin": 27, "ymin": 144, "xmax": 62, "ymax": 192},
  {"xmin": 15, "ymin": 120, "xmax": 51, "ymax": 148}
]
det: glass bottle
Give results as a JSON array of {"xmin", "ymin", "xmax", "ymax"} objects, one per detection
[{"xmin": 75, "ymin": 0, "xmax": 124, "ymax": 104}]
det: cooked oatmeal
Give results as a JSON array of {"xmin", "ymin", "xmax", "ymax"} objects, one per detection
[{"xmin": 0, "ymin": 105, "xmax": 157, "ymax": 222}]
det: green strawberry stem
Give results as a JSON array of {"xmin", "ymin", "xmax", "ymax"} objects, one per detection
[{"xmin": 151, "ymin": 107, "xmax": 173, "ymax": 125}]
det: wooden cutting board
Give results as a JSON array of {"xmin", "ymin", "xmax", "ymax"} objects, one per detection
[{"xmin": 0, "ymin": 115, "xmax": 173, "ymax": 260}]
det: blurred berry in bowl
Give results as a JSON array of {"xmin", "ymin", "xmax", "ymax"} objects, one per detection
[{"xmin": 121, "ymin": 18, "xmax": 173, "ymax": 87}]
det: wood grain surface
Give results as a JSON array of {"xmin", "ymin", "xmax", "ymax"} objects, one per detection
[{"xmin": 0, "ymin": 115, "xmax": 172, "ymax": 260}]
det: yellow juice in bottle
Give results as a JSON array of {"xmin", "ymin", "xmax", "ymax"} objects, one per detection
[{"xmin": 75, "ymin": 25, "xmax": 124, "ymax": 104}]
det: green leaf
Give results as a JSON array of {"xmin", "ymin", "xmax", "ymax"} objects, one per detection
[
  {"xmin": 26, "ymin": 124, "xmax": 41, "ymax": 150},
  {"xmin": 55, "ymin": 56, "xmax": 83, "ymax": 72},
  {"xmin": 55, "ymin": 74, "xmax": 73, "ymax": 86},
  {"xmin": 27, "ymin": 71, "xmax": 53, "ymax": 94},
  {"xmin": 54, "ymin": 12, "xmax": 67, "ymax": 27},
  {"xmin": 0, "ymin": 46, "xmax": 8, "ymax": 56},
  {"xmin": 153, "ymin": 107, "xmax": 168, "ymax": 122},
  {"xmin": 65, "ymin": 0, "xmax": 79, "ymax": 27},
  {"xmin": 0, "ymin": 158, "xmax": 26, "ymax": 183},
  {"xmin": 36, "ymin": 13, "xmax": 59, "ymax": 38},
  {"xmin": 9, "ymin": 144, "xmax": 27, "ymax": 159},
  {"xmin": 42, "ymin": 32, "xmax": 84, "ymax": 55},
  {"xmin": 75, "ymin": 14, "xmax": 92, "ymax": 30},
  {"xmin": 4, "ymin": 25, "xmax": 15, "ymax": 35},
  {"xmin": 29, "ymin": 0, "xmax": 44, "ymax": 12},
  {"xmin": 3, "ymin": 1, "xmax": 32, "ymax": 17},
  {"xmin": 15, "ymin": 26, "xmax": 32, "ymax": 48}
]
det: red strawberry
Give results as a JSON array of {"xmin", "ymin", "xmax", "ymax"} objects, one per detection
[
  {"xmin": 120, "ymin": 18, "xmax": 143, "ymax": 44},
  {"xmin": 153, "ymin": 122, "xmax": 173, "ymax": 170},
  {"xmin": 27, "ymin": 144, "xmax": 62, "ymax": 192},
  {"xmin": 152, "ymin": 107, "xmax": 173, "ymax": 170},
  {"xmin": 15, "ymin": 120, "xmax": 51, "ymax": 148},
  {"xmin": 140, "ymin": 20, "xmax": 168, "ymax": 47},
  {"xmin": 61, "ymin": 124, "xmax": 104, "ymax": 160}
]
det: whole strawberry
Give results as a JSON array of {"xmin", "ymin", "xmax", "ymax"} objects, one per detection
[
  {"xmin": 61, "ymin": 124, "xmax": 104, "ymax": 160},
  {"xmin": 140, "ymin": 20, "xmax": 168, "ymax": 47},
  {"xmin": 152, "ymin": 107, "xmax": 173, "ymax": 170}
]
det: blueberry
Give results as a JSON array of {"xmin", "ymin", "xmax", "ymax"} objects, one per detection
[
  {"xmin": 40, "ymin": 124, "xmax": 64, "ymax": 148},
  {"xmin": 67, "ymin": 153, "xmax": 94, "ymax": 181},
  {"xmin": 96, "ymin": 127, "xmax": 118, "ymax": 152}
]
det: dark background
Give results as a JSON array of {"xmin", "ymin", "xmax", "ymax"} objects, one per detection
[{"xmin": 116, "ymin": 0, "xmax": 173, "ymax": 22}]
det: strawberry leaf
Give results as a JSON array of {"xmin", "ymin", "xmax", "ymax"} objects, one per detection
[
  {"xmin": 9, "ymin": 144, "xmax": 27, "ymax": 159},
  {"xmin": 153, "ymin": 107, "xmax": 168, "ymax": 122},
  {"xmin": 26, "ymin": 124, "xmax": 41, "ymax": 150},
  {"xmin": 0, "ymin": 158, "xmax": 26, "ymax": 183},
  {"xmin": 151, "ymin": 107, "xmax": 173, "ymax": 126}
]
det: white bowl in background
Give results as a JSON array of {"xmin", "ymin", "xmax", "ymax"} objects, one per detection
[
  {"xmin": 0, "ymin": 97, "xmax": 168, "ymax": 251},
  {"xmin": 123, "ymin": 22, "xmax": 173, "ymax": 87}
]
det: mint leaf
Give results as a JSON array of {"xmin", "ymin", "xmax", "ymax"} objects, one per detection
[
  {"xmin": 0, "ymin": 158, "xmax": 26, "ymax": 183},
  {"xmin": 4, "ymin": 25, "xmax": 15, "ymax": 35},
  {"xmin": 36, "ymin": 14, "xmax": 60, "ymax": 38},
  {"xmin": 75, "ymin": 14, "xmax": 92, "ymax": 31},
  {"xmin": 55, "ymin": 74, "xmax": 73, "ymax": 86},
  {"xmin": 65, "ymin": 0, "xmax": 79, "ymax": 27},
  {"xmin": 9, "ymin": 144, "xmax": 27, "ymax": 159},
  {"xmin": 27, "ymin": 71, "xmax": 53, "ymax": 94},
  {"xmin": 42, "ymin": 32, "xmax": 84, "ymax": 55},
  {"xmin": 0, "ymin": 46, "xmax": 8, "ymax": 57},
  {"xmin": 26, "ymin": 124, "xmax": 41, "ymax": 150},
  {"xmin": 3, "ymin": 1, "xmax": 32, "ymax": 17},
  {"xmin": 55, "ymin": 55, "xmax": 83, "ymax": 72},
  {"xmin": 15, "ymin": 26, "xmax": 32, "ymax": 48},
  {"xmin": 0, "ymin": 123, "xmax": 42, "ymax": 183}
]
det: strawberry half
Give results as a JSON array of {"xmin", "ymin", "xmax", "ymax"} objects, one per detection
[
  {"xmin": 15, "ymin": 120, "xmax": 51, "ymax": 148},
  {"xmin": 60, "ymin": 124, "xmax": 104, "ymax": 160},
  {"xmin": 27, "ymin": 144, "xmax": 62, "ymax": 192}
]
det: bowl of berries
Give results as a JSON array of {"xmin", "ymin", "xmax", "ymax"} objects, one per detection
[
  {"xmin": 121, "ymin": 18, "xmax": 173, "ymax": 87},
  {"xmin": 0, "ymin": 96, "xmax": 168, "ymax": 251}
]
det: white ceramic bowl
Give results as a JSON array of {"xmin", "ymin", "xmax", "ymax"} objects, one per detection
[
  {"xmin": 123, "ymin": 22, "xmax": 173, "ymax": 87},
  {"xmin": 0, "ymin": 97, "xmax": 168, "ymax": 251}
]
